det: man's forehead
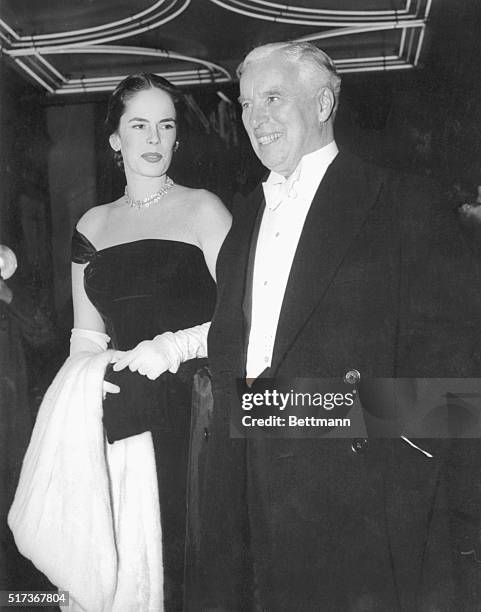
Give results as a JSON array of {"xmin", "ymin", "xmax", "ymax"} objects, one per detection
[{"xmin": 240, "ymin": 60, "xmax": 299, "ymax": 95}]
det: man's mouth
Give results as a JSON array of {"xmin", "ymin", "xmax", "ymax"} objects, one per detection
[
  {"xmin": 257, "ymin": 133, "xmax": 282, "ymax": 146},
  {"xmin": 141, "ymin": 153, "xmax": 162, "ymax": 163}
]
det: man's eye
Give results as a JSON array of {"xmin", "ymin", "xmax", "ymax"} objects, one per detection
[
  {"xmin": 132, "ymin": 124, "xmax": 145, "ymax": 129},
  {"xmin": 267, "ymin": 96, "xmax": 280, "ymax": 104},
  {"xmin": 241, "ymin": 101, "xmax": 251, "ymax": 110}
]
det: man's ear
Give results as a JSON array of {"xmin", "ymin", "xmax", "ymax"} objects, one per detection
[
  {"xmin": 109, "ymin": 133, "xmax": 121, "ymax": 151},
  {"xmin": 318, "ymin": 86, "xmax": 335, "ymax": 123}
]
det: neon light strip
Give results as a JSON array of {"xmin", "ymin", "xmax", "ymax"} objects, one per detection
[
  {"xmin": 405, "ymin": 24, "xmax": 416, "ymax": 61},
  {"xmin": 217, "ymin": 91, "xmax": 232, "ymax": 103},
  {"xmin": 6, "ymin": 0, "xmax": 189, "ymax": 48},
  {"xmin": 66, "ymin": 69, "xmax": 221, "ymax": 84},
  {"xmin": 335, "ymin": 54, "xmax": 399, "ymax": 65},
  {"xmin": 67, "ymin": 70, "xmax": 211, "ymax": 83},
  {"xmin": 4, "ymin": 0, "xmax": 431, "ymax": 95},
  {"xmin": 424, "ymin": 0, "xmax": 433, "ymax": 22},
  {"xmin": 338, "ymin": 64, "xmax": 415, "ymax": 74},
  {"xmin": 208, "ymin": 0, "xmax": 428, "ymax": 26},
  {"xmin": 211, "ymin": 0, "xmax": 412, "ymax": 18},
  {"xmin": 6, "ymin": 45, "xmax": 232, "ymax": 82},
  {"xmin": 60, "ymin": 71, "xmax": 224, "ymax": 84},
  {"xmin": 245, "ymin": 0, "xmax": 411, "ymax": 16},
  {"xmin": 55, "ymin": 75, "xmax": 231, "ymax": 94},
  {"xmin": 0, "ymin": 17, "xmax": 19, "ymax": 40},
  {"xmin": 209, "ymin": 2, "xmax": 405, "ymax": 27},
  {"xmin": 9, "ymin": 44, "xmax": 232, "ymax": 93},
  {"xmin": 297, "ymin": 24, "xmax": 424, "ymax": 69},
  {"xmin": 0, "ymin": 30, "xmax": 12, "ymax": 45},
  {"xmin": 399, "ymin": 28, "xmax": 407, "ymax": 57},
  {"xmin": 31, "ymin": 0, "xmax": 178, "ymax": 40},
  {"xmin": 24, "ymin": 0, "xmax": 428, "ymax": 49},
  {"xmin": 414, "ymin": 25, "xmax": 425, "ymax": 65},
  {"xmin": 14, "ymin": 58, "xmax": 55, "ymax": 92},
  {"xmin": 296, "ymin": 21, "xmax": 424, "ymax": 42},
  {"xmin": 35, "ymin": 53, "xmax": 67, "ymax": 82}
]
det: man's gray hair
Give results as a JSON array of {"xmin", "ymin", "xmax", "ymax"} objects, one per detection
[{"xmin": 237, "ymin": 41, "xmax": 341, "ymax": 111}]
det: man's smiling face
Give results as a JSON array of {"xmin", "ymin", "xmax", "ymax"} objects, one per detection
[{"xmin": 239, "ymin": 51, "xmax": 325, "ymax": 177}]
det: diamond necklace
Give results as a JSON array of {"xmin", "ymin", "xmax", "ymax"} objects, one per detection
[{"xmin": 124, "ymin": 177, "xmax": 174, "ymax": 209}]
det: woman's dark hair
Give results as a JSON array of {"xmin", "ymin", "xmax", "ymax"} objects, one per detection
[{"xmin": 105, "ymin": 72, "xmax": 183, "ymax": 168}]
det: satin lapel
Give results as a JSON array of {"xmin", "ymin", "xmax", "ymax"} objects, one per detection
[{"xmin": 270, "ymin": 153, "xmax": 385, "ymax": 374}]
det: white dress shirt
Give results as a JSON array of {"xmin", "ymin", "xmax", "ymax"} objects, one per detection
[{"xmin": 246, "ymin": 141, "xmax": 339, "ymax": 378}]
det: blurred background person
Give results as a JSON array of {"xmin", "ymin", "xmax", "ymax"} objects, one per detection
[{"xmin": 0, "ymin": 245, "xmax": 54, "ymax": 596}]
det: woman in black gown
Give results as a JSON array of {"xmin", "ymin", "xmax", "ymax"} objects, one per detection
[{"xmin": 71, "ymin": 73, "xmax": 231, "ymax": 610}]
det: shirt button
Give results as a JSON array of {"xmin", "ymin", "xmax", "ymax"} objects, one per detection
[
  {"xmin": 264, "ymin": 356, "xmax": 269, "ymax": 363},
  {"xmin": 275, "ymin": 232, "xmax": 280, "ymax": 237},
  {"xmin": 351, "ymin": 438, "xmax": 368, "ymax": 454},
  {"xmin": 263, "ymin": 280, "xmax": 268, "ymax": 286}
]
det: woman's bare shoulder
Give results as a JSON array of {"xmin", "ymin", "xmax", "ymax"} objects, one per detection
[
  {"xmin": 184, "ymin": 189, "xmax": 232, "ymax": 245},
  {"xmin": 76, "ymin": 199, "xmax": 121, "ymax": 239},
  {"xmin": 176, "ymin": 186, "xmax": 229, "ymax": 218}
]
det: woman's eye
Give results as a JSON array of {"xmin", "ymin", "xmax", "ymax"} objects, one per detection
[
  {"xmin": 161, "ymin": 123, "xmax": 175, "ymax": 130},
  {"xmin": 132, "ymin": 124, "xmax": 145, "ymax": 129}
]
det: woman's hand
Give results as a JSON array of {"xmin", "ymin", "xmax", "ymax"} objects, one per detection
[
  {"xmin": 110, "ymin": 334, "xmax": 181, "ymax": 380},
  {"xmin": 111, "ymin": 324, "xmax": 209, "ymax": 380}
]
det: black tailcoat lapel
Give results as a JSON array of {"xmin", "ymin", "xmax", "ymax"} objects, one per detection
[{"xmin": 270, "ymin": 152, "xmax": 385, "ymax": 374}]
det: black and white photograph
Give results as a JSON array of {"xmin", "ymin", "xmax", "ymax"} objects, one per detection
[{"xmin": 2, "ymin": 1, "xmax": 481, "ymax": 610}]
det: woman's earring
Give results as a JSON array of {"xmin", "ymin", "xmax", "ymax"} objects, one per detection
[
  {"xmin": 109, "ymin": 134, "xmax": 121, "ymax": 151},
  {"xmin": 173, "ymin": 141, "xmax": 179, "ymax": 153}
]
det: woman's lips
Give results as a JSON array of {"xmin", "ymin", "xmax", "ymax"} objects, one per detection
[{"xmin": 141, "ymin": 153, "xmax": 162, "ymax": 162}]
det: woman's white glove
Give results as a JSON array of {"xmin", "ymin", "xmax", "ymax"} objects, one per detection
[
  {"xmin": 70, "ymin": 328, "xmax": 110, "ymax": 354},
  {"xmin": 70, "ymin": 328, "xmax": 120, "ymax": 397},
  {"xmin": 111, "ymin": 322, "xmax": 210, "ymax": 381}
]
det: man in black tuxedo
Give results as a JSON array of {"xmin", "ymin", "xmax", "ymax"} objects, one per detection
[{"xmin": 184, "ymin": 41, "xmax": 481, "ymax": 611}]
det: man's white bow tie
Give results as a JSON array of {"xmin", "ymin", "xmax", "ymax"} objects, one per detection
[{"xmin": 264, "ymin": 176, "xmax": 298, "ymax": 211}]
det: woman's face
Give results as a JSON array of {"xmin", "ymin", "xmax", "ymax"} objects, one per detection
[{"xmin": 112, "ymin": 87, "xmax": 177, "ymax": 180}]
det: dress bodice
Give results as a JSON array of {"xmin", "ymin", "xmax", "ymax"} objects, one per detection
[{"xmin": 72, "ymin": 229, "xmax": 216, "ymax": 350}]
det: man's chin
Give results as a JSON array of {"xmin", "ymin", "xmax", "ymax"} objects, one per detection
[{"xmin": 258, "ymin": 152, "xmax": 289, "ymax": 174}]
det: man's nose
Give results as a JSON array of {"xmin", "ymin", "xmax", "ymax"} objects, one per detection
[{"xmin": 250, "ymin": 104, "xmax": 268, "ymax": 129}]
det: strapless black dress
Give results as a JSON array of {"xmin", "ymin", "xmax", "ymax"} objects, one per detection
[{"xmin": 71, "ymin": 229, "xmax": 216, "ymax": 611}]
